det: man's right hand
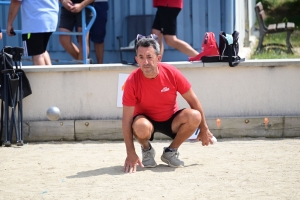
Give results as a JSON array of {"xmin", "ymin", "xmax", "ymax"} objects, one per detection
[
  {"xmin": 123, "ymin": 153, "xmax": 144, "ymax": 173},
  {"xmin": 62, "ymin": 0, "xmax": 74, "ymax": 11},
  {"xmin": 6, "ymin": 25, "xmax": 15, "ymax": 36}
]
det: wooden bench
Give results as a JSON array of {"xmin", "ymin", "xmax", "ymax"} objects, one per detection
[{"xmin": 255, "ymin": 2, "xmax": 295, "ymax": 53}]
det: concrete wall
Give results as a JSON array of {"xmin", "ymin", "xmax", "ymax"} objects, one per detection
[
  {"xmin": 22, "ymin": 60, "xmax": 300, "ymax": 121},
  {"xmin": 3, "ymin": 60, "xmax": 300, "ymax": 142}
]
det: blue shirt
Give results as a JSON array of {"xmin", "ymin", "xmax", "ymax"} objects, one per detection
[{"xmin": 20, "ymin": 0, "xmax": 59, "ymax": 34}]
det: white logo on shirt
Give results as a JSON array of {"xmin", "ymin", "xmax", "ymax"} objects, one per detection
[{"xmin": 161, "ymin": 87, "xmax": 170, "ymax": 92}]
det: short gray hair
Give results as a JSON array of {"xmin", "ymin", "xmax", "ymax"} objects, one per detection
[{"xmin": 135, "ymin": 37, "xmax": 160, "ymax": 55}]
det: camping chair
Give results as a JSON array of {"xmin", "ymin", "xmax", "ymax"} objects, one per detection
[
  {"xmin": 0, "ymin": 47, "xmax": 32, "ymax": 147},
  {"xmin": 116, "ymin": 15, "xmax": 155, "ymax": 65}
]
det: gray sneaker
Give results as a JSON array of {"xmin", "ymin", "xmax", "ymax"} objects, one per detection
[
  {"xmin": 161, "ymin": 147, "xmax": 184, "ymax": 168},
  {"xmin": 142, "ymin": 146, "xmax": 157, "ymax": 168}
]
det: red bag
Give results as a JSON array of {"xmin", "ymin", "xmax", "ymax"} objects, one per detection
[{"xmin": 188, "ymin": 32, "xmax": 220, "ymax": 61}]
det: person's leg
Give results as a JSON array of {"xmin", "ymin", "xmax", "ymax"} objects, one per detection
[
  {"xmin": 32, "ymin": 54, "xmax": 46, "ymax": 65},
  {"xmin": 22, "ymin": 32, "xmax": 52, "ymax": 66},
  {"xmin": 94, "ymin": 42, "xmax": 104, "ymax": 64},
  {"xmin": 76, "ymin": 8, "xmax": 92, "ymax": 61},
  {"xmin": 163, "ymin": 35, "xmax": 198, "ymax": 57},
  {"xmin": 159, "ymin": 6, "xmax": 198, "ymax": 57},
  {"xmin": 77, "ymin": 27, "xmax": 90, "ymax": 61},
  {"xmin": 170, "ymin": 108, "xmax": 201, "ymax": 149},
  {"xmin": 132, "ymin": 115, "xmax": 154, "ymax": 149},
  {"xmin": 42, "ymin": 32, "xmax": 53, "ymax": 65},
  {"xmin": 152, "ymin": 7, "xmax": 165, "ymax": 57},
  {"xmin": 59, "ymin": 7, "xmax": 79, "ymax": 60},
  {"xmin": 90, "ymin": 2, "xmax": 108, "ymax": 64},
  {"xmin": 132, "ymin": 115, "xmax": 157, "ymax": 168},
  {"xmin": 44, "ymin": 51, "xmax": 52, "ymax": 65},
  {"xmin": 159, "ymin": 108, "xmax": 201, "ymax": 168},
  {"xmin": 59, "ymin": 28, "xmax": 80, "ymax": 60},
  {"xmin": 152, "ymin": 28, "xmax": 164, "ymax": 57}
]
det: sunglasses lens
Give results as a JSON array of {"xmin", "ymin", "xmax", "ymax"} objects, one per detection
[{"xmin": 136, "ymin": 34, "xmax": 158, "ymax": 41}]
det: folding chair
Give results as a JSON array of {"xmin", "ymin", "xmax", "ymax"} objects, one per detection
[
  {"xmin": 0, "ymin": 47, "xmax": 32, "ymax": 147},
  {"xmin": 116, "ymin": 15, "xmax": 155, "ymax": 65}
]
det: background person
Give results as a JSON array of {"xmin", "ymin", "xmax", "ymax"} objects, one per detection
[
  {"xmin": 90, "ymin": 0, "xmax": 108, "ymax": 64},
  {"xmin": 6, "ymin": 0, "xmax": 59, "ymax": 65},
  {"xmin": 151, "ymin": 0, "xmax": 198, "ymax": 59},
  {"xmin": 122, "ymin": 35, "xmax": 214, "ymax": 173},
  {"xmin": 59, "ymin": 0, "xmax": 94, "ymax": 61}
]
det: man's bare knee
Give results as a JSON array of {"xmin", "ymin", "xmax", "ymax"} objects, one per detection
[
  {"xmin": 132, "ymin": 118, "xmax": 152, "ymax": 140},
  {"xmin": 164, "ymin": 36, "xmax": 177, "ymax": 47},
  {"xmin": 32, "ymin": 54, "xmax": 45, "ymax": 65},
  {"xmin": 180, "ymin": 109, "xmax": 202, "ymax": 127},
  {"xmin": 191, "ymin": 109, "xmax": 202, "ymax": 126}
]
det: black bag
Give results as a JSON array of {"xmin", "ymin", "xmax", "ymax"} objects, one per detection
[
  {"xmin": 218, "ymin": 31, "xmax": 245, "ymax": 67},
  {"xmin": 199, "ymin": 30, "xmax": 245, "ymax": 67},
  {"xmin": 0, "ymin": 47, "xmax": 32, "ymax": 103}
]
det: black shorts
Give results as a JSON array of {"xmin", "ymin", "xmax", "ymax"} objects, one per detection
[
  {"xmin": 22, "ymin": 32, "xmax": 52, "ymax": 56},
  {"xmin": 59, "ymin": 7, "xmax": 92, "ymax": 31},
  {"xmin": 152, "ymin": 6, "xmax": 181, "ymax": 35},
  {"xmin": 133, "ymin": 108, "xmax": 185, "ymax": 141}
]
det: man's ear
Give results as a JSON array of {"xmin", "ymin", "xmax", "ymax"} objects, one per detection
[{"xmin": 157, "ymin": 54, "xmax": 162, "ymax": 62}]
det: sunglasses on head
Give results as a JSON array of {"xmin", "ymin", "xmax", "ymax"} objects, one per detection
[{"xmin": 136, "ymin": 34, "xmax": 158, "ymax": 42}]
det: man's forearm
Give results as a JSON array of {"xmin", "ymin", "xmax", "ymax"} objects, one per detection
[
  {"xmin": 79, "ymin": 0, "xmax": 94, "ymax": 8},
  {"xmin": 122, "ymin": 122, "xmax": 136, "ymax": 155},
  {"xmin": 198, "ymin": 108, "xmax": 209, "ymax": 130},
  {"xmin": 7, "ymin": 0, "xmax": 22, "ymax": 26}
]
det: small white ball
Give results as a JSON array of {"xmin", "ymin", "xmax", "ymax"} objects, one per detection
[{"xmin": 211, "ymin": 136, "xmax": 217, "ymax": 144}]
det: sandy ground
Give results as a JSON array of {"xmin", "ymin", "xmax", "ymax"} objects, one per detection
[{"xmin": 1, "ymin": 138, "xmax": 300, "ymax": 200}]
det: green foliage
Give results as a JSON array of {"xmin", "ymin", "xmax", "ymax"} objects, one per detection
[
  {"xmin": 256, "ymin": 0, "xmax": 273, "ymax": 12},
  {"xmin": 252, "ymin": 1, "xmax": 300, "ymax": 59},
  {"xmin": 252, "ymin": 50, "xmax": 300, "ymax": 59},
  {"xmin": 258, "ymin": 0, "xmax": 300, "ymax": 29}
]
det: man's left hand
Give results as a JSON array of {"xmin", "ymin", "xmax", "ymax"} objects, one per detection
[
  {"xmin": 197, "ymin": 128, "xmax": 214, "ymax": 146},
  {"xmin": 70, "ymin": 4, "xmax": 84, "ymax": 13}
]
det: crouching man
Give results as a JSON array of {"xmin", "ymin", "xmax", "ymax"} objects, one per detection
[{"xmin": 122, "ymin": 34, "xmax": 214, "ymax": 173}]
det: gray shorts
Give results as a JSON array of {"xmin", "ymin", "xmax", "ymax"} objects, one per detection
[{"xmin": 59, "ymin": 7, "xmax": 92, "ymax": 31}]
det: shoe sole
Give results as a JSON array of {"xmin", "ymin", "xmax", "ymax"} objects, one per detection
[
  {"xmin": 161, "ymin": 156, "xmax": 184, "ymax": 168},
  {"xmin": 143, "ymin": 164, "xmax": 157, "ymax": 168}
]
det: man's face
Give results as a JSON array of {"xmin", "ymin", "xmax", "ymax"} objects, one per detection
[{"xmin": 135, "ymin": 46, "xmax": 162, "ymax": 79}]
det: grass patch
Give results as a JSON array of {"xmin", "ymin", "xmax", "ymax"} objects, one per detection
[
  {"xmin": 251, "ymin": 50, "xmax": 300, "ymax": 59},
  {"xmin": 251, "ymin": 31, "xmax": 300, "ymax": 59}
]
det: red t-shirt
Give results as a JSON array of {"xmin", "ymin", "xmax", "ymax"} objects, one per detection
[
  {"xmin": 153, "ymin": 0, "xmax": 183, "ymax": 9},
  {"xmin": 123, "ymin": 62, "xmax": 191, "ymax": 122}
]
